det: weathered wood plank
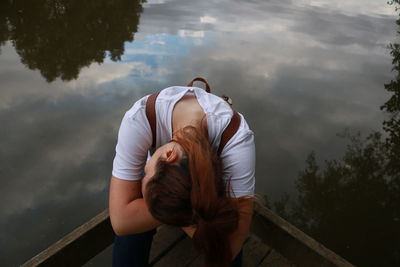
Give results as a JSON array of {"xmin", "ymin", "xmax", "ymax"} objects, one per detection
[
  {"xmin": 83, "ymin": 225, "xmax": 186, "ymax": 267},
  {"xmin": 83, "ymin": 245, "xmax": 113, "ymax": 266},
  {"xmin": 242, "ymin": 235, "xmax": 272, "ymax": 267},
  {"xmin": 153, "ymin": 236, "xmax": 199, "ymax": 267},
  {"xmin": 187, "ymin": 237, "xmax": 253, "ymax": 267},
  {"xmin": 21, "ymin": 209, "xmax": 114, "ymax": 267},
  {"xmin": 149, "ymin": 225, "xmax": 186, "ymax": 265},
  {"xmin": 186, "ymin": 253, "xmax": 203, "ymax": 267},
  {"xmin": 259, "ymin": 250, "xmax": 295, "ymax": 267},
  {"xmin": 252, "ymin": 202, "xmax": 354, "ymax": 267},
  {"xmin": 22, "ymin": 203, "xmax": 356, "ymax": 267},
  {"xmin": 188, "ymin": 235, "xmax": 272, "ymax": 267}
]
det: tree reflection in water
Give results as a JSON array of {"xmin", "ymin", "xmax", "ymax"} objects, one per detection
[
  {"xmin": 274, "ymin": 2, "xmax": 400, "ymax": 266},
  {"xmin": 0, "ymin": 0, "xmax": 146, "ymax": 82}
]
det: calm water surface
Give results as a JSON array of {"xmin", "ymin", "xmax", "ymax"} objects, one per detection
[{"xmin": 0, "ymin": 0, "xmax": 398, "ymax": 266}]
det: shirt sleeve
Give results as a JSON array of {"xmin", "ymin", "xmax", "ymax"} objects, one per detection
[
  {"xmin": 221, "ymin": 126, "xmax": 256, "ymax": 198},
  {"xmin": 112, "ymin": 97, "xmax": 152, "ymax": 180}
]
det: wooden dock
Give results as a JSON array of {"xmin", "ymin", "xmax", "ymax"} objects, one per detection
[
  {"xmin": 21, "ymin": 202, "xmax": 354, "ymax": 266},
  {"xmin": 144, "ymin": 224, "xmax": 293, "ymax": 266}
]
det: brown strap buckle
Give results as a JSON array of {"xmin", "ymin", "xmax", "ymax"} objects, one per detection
[{"xmin": 221, "ymin": 95, "xmax": 233, "ymax": 106}]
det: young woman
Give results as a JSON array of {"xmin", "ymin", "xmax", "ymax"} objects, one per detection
[{"xmin": 109, "ymin": 81, "xmax": 255, "ymax": 267}]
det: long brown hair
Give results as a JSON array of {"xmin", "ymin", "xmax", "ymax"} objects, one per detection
[{"xmin": 145, "ymin": 124, "xmax": 239, "ymax": 267}]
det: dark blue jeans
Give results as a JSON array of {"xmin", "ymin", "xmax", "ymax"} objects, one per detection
[{"xmin": 112, "ymin": 228, "xmax": 243, "ymax": 267}]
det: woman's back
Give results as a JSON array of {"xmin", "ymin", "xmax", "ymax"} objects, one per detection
[{"xmin": 172, "ymin": 93, "xmax": 206, "ymax": 135}]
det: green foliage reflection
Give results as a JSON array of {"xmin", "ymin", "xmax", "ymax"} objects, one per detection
[
  {"xmin": 273, "ymin": 3, "xmax": 400, "ymax": 266},
  {"xmin": 0, "ymin": 0, "xmax": 145, "ymax": 82},
  {"xmin": 276, "ymin": 131, "xmax": 399, "ymax": 266}
]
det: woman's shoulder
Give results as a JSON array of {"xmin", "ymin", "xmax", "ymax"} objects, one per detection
[
  {"xmin": 124, "ymin": 95, "xmax": 149, "ymax": 119},
  {"xmin": 226, "ymin": 112, "xmax": 254, "ymax": 149}
]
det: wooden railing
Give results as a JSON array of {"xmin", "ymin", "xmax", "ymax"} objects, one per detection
[
  {"xmin": 21, "ymin": 210, "xmax": 113, "ymax": 267},
  {"xmin": 22, "ymin": 203, "xmax": 354, "ymax": 266},
  {"xmin": 251, "ymin": 203, "xmax": 353, "ymax": 266}
]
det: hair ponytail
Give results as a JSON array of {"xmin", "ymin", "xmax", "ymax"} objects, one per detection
[
  {"xmin": 192, "ymin": 197, "xmax": 239, "ymax": 267},
  {"xmin": 146, "ymin": 124, "xmax": 240, "ymax": 266}
]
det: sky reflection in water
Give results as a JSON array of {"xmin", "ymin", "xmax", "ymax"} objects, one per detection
[{"xmin": 0, "ymin": 0, "xmax": 397, "ymax": 266}]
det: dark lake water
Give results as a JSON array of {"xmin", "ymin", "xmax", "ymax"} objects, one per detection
[{"xmin": 1, "ymin": 0, "xmax": 399, "ymax": 266}]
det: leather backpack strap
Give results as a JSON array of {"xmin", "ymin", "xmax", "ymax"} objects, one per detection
[
  {"xmin": 217, "ymin": 110, "xmax": 241, "ymax": 156},
  {"xmin": 187, "ymin": 77, "xmax": 211, "ymax": 93},
  {"xmin": 145, "ymin": 91, "xmax": 160, "ymax": 148},
  {"xmin": 187, "ymin": 77, "xmax": 240, "ymax": 155}
]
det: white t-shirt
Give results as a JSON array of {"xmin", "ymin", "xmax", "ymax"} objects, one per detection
[{"xmin": 112, "ymin": 86, "xmax": 255, "ymax": 197}]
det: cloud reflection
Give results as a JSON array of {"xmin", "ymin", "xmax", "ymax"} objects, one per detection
[
  {"xmin": 0, "ymin": 0, "xmax": 398, "ymax": 265},
  {"xmin": 133, "ymin": 0, "xmax": 395, "ymax": 200}
]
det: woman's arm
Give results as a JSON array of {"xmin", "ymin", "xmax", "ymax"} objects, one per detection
[
  {"xmin": 109, "ymin": 176, "xmax": 162, "ymax": 235},
  {"xmin": 109, "ymin": 96, "xmax": 160, "ymax": 235},
  {"xmin": 229, "ymin": 197, "xmax": 254, "ymax": 259},
  {"xmin": 220, "ymin": 119, "xmax": 256, "ymax": 258}
]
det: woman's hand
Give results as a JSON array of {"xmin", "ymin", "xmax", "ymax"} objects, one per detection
[
  {"xmin": 180, "ymin": 197, "xmax": 254, "ymax": 261},
  {"xmin": 181, "ymin": 225, "xmax": 197, "ymax": 238}
]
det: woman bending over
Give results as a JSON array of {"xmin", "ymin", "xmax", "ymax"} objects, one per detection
[{"xmin": 109, "ymin": 83, "xmax": 255, "ymax": 267}]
